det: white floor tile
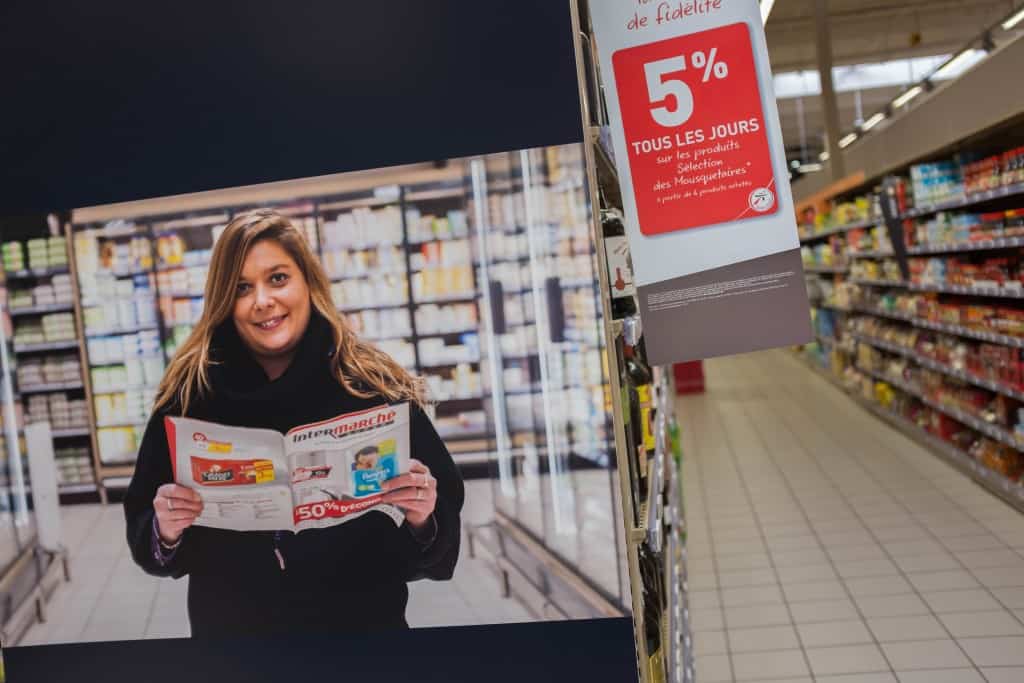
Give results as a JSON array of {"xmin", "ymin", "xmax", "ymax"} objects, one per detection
[
  {"xmin": 696, "ymin": 653, "xmax": 734, "ymax": 682},
  {"xmin": 797, "ymin": 619, "xmax": 873, "ymax": 648},
  {"xmin": 980, "ymin": 667, "xmax": 1024, "ymax": 683},
  {"xmin": 724, "ymin": 603, "xmax": 792, "ymax": 629},
  {"xmin": 782, "ymin": 580, "xmax": 850, "ymax": 604},
  {"xmin": 921, "ymin": 589, "xmax": 1004, "ymax": 614},
  {"xmin": 905, "ymin": 570, "xmax": 980, "ymax": 593},
  {"xmin": 731, "ymin": 649, "xmax": 809, "ymax": 681},
  {"xmin": 694, "ymin": 630, "xmax": 729, "ymax": 657},
  {"xmin": 805, "ymin": 643, "xmax": 889, "ymax": 676},
  {"xmin": 728, "ymin": 624, "xmax": 801, "ymax": 653},
  {"xmin": 721, "ymin": 584, "xmax": 785, "ymax": 608},
  {"xmin": 867, "ymin": 615, "xmax": 948, "ymax": 642},
  {"xmin": 790, "ymin": 599, "xmax": 861, "ymax": 624},
  {"xmin": 816, "ymin": 675, "xmax": 896, "ymax": 683},
  {"xmin": 937, "ymin": 610, "xmax": 1024, "ymax": 638},
  {"xmin": 895, "ymin": 669, "xmax": 984, "ymax": 683},
  {"xmin": 855, "ymin": 594, "xmax": 931, "ymax": 619},
  {"xmin": 957, "ymin": 636, "xmax": 1024, "ymax": 666},
  {"xmin": 844, "ymin": 575, "xmax": 913, "ymax": 598},
  {"xmin": 880, "ymin": 639, "xmax": 971, "ymax": 670}
]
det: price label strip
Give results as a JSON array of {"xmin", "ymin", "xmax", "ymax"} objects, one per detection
[{"xmin": 611, "ymin": 22, "xmax": 777, "ymax": 235}]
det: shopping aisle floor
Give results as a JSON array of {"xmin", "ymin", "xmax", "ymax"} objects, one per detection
[
  {"xmin": 681, "ymin": 349, "xmax": 1024, "ymax": 683},
  {"xmin": 17, "ymin": 479, "xmax": 532, "ymax": 646}
]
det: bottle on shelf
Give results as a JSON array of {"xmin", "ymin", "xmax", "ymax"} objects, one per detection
[
  {"xmin": 600, "ymin": 208, "xmax": 638, "ymax": 319},
  {"xmin": 625, "ymin": 342, "xmax": 657, "ymax": 466}
]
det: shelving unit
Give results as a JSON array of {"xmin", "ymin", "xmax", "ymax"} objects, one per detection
[
  {"xmin": 2, "ymin": 234, "xmax": 97, "ymax": 500},
  {"xmin": 798, "ymin": 119, "xmax": 1024, "ymax": 514}
]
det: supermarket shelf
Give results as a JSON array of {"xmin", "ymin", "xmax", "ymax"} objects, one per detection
[
  {"xmin": 338, "ymin": 302, "xmax": 410, "ymax": 313},
  {"xmin": 12, "ymin": 339, "xmax": 79, "ymax": 353},
  {"xmin": 85, "ymin": 324, "xmax": 159, "ymax": 338},
  {"xmin": 849, "ymin": 250, "xmax": 894, "ymax": 259},
  {"xmin": 156, "ymin": 260, "xmax": 211, "ymax": 272},
  {"xmin": 908, "ymin": 236, "xmax": 1024, "ymax": 255},
  {"xmin": 851, "ymin": 278, "xmax": 906, "ymax": 288},
  {"xmin": 92, "ymin": 385, "xmax": 159, "ymax": 397},
  {"xmin": 18, "ymin": 381, "xmax": 83, "ymax": 395},
  {"xmin": 404, "ymin": 187, "xmax": 466, "ymax": 202},
  {"xmin": 798, "ymin": 218, "xmax": 876, "ymax": 243},
  {"xmin": 901, "ymin": 181, "xmax": 1024, "ymax": 219},
  {"xmin": 89, "ymin": 355, "xmax": 164, "ymax": 368},
  {"xmin": 852, "ymin": 305, "xmax": 915, "ymax": 322},
  {"xmin": 1, "ymin": 266, "xmax": 70, "ymax": 280},
  {"xmin": 908, "ymin": 282, "xmax": 1024, "ymax": 299},
  {"xmin": 799, "ymin": 354, "xmax": 1024, "ymax": 514},
  {"xmin": 416, "ymin": 329, "xmax": 478, "ymax": 339},
  {"xmin": 851, "ymin": 332, "xmax": 1024, "ymax": 401},
  {"xmin": 419, "ymin": 359, "xmax": 480, "ymax": 369},
  {"xmin": 8, "ymin": 303, "xmax": 74, "ymax": 316},
  {"xmin": 408, "ymin": 236, "xmax": 472, "ymax": 247},
  {"xmin": 914, "ymin": 319, "xmax": 1024, "ymax": 349},
  {"xmin": 59, "ymin": 483, "xmax": 98, "ymax": 495},
  {"xmin": 331, "ymin": 270, "xmax": 407, "ymax": 281},
  {"xmin": 816, "ymin": 301, "xmax": 853, "ymax": 313},
  {"xmin": 96, "ymin": 421, "xmax": 146, "ymax": 430},
  {"xmin": 415, "ymin": 294, "xmax": 479, "ymax": 305},
  {"xmin": 159, "ymin": 291, "xmax": 203, "ymax": 299},
  {"xmin": 854, "ymin": 358, "xmax": 1023, "ymax": 449},
  {"xmin": 318, "ymin": 196, "xmax": 400, "ymax": 212},
  {"xmin": 804, "ymin": 264, "xmax": 849, "ymax": 274},
  {"xmin": 51, "ymin": 427, "xmax": 90, "ymax": 438}
]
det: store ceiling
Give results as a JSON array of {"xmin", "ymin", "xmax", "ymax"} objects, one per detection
[{"xmin": 767, "ymin": 0, "xmax": 1013, "ymax": 161}]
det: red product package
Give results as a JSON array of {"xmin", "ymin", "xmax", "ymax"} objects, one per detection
[{"xmin": 191, "ymin": 456, "xmax": 276, "ymax": 487}]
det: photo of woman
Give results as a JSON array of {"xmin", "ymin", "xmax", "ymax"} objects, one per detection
[{"xmin": 123, "ymin": 209, "xmax": 464, "ymax": 638}]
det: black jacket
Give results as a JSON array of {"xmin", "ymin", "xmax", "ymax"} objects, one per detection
[{"xmin": 124, "ymin": 312, "xmax": 464, "ymax": 638}]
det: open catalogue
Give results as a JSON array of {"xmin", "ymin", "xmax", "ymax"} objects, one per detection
[{"xmin": 164, "ymin": 403, "xmax": 411, "ymax": 532}]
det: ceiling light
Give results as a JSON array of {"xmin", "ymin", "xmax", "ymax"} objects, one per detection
[
  {"xmin": 933, "ymin": 50, "xmax": 977, "ymax": 79},
  {"xmin": 819, "ymin": 151, "xmax": 830, "ymax": 162},
  {"xmin": 1003, "ymin": 7, "xmax": 1024, "ymax": 30},
  {"xmin": 798, "ymin": 163, "xmax": 823, "ymax": 173},
  {"xmin": 760, "ymin": 0, "xmax": 776, "ymax": 25},
  {"xmin": 892, "ymin": 85, "xmax": 924, "ymax": 108},
  {"xmin": 861, "ymin": 113, "xmax": 886, "ymax": 131},
  {"xmin": 839, "ymin": 133, "xmax": 858, "ymax": 149}
]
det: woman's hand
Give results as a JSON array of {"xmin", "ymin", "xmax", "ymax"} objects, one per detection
[
  {"xmin": 153, "ymin": 483, "xmax": 204, "ymax": 545},
  {"xmin": 381, "ymin": 459, "xmax": 436, "ymax": 529}
]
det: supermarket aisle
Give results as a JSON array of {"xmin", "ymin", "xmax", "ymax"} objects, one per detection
[
  {"xmin": 17, "ymin": 479, "xmax": 532, "ymax": 646},
  {"xmin": 682, "ymin": 349, "xmax": 1024, "ymax": 683}
]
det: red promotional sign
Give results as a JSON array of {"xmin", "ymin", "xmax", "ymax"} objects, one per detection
[{"xmin": 612, "ymin": 22, "xmax": 778, "ymax": 235}]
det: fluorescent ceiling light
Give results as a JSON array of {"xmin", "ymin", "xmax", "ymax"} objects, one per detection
[
  {"xmin": 819, "ymin": 151, "xmax": 830, "ymax": 162},
  {"xmin": 761, "ymin": 0, "xmax": 776, "ymax": 25},
  {"xmin": 892, "ymin": 85, "xmax": 924, "ymax": 108},
  {"xmin": 1003, "ymin": 7, "xmax": 1024, "ymax": 30},
  {"xmin": 839, "ymin": 133, "xmax": 858, "ymax": 149},
  {"xmin": 798, "ymin": 163, "xmax": 823, "ymax": 173},
  {"xmin": 933, "ymin": 50, "xmax": 976, "ymax": 79},
  {"xmin": 861, "ymin": 113, "xmax": 886, "ymax": 131}
]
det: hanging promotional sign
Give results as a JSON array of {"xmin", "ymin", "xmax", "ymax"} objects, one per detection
[{"xmin": 589, "ymin": 0, "xmax": 812, "ymax": 364}]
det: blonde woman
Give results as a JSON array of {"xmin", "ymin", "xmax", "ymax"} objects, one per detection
[{"xmin": 124, "ymin": 209, "xmax": 464, "ymax": 637}]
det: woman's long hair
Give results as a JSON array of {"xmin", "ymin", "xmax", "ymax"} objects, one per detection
[{"xmin": 152, "ymin": 209, "xmax": 426, "ymax": 415}]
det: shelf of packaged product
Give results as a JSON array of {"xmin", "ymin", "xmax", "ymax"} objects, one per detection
[
  {"xmin": 331, "ymin": 270, "xmax": 408, "ymax": 282},
  {"xmin": 419, "ymin": 360, "xmax": 481, "ymax": 370},
  {"xmin": 433, "ymin": 396, "xmax": 485, "ymax": 411},
  {"xmin": 2, "ymin": 266, "xmax": 70, "ymax": 281},
  {"xmin": 908, "ymin": 283, "xmax": 1024, "ymax": 299},
  {"xmin": 18, "ymin": 381, "xmax": 84, "ymax": 395},
  {"xmin": 159, "ymin": 291, "xmax": 204, "ymax": 299},
  {"xmin": 98, "ymin": 464, "xmax": 136, "ymax": 479},
  {"xmin": 849, "ymin": 250, "xmax": 894, "ymax": 259},
  {"xmin": 80, "ymin": 294, "xmax": 154, "ymax": 308},
  {"xmin": 12, "ymin": 339, "xmax": 79, "ymax": 353},
  {"xmin": 407, "ymin": 236, "xmax": 472, "ymax": 248},
  {"xmin": 851, "ymin": 332, "xmax": 1024, "ymax": 402},
  {"xmin": 8, "ymin": 303, "xmax": 75, "ymax": 317},
  {"xmin": 804, "ymin": 264, "xmax": 850, "ymax": 274},
  {"xmin": 51, "ymin": 427, "xmax": 90, "ymax": 438},
  {"xmin": 588, "ymin": 125, "xmax": 619, "ymax": 184},
  {"xmin": 799, "ymin": 218, "xmax": 877, "ymax": 244},
  {"xmin": 851, "ymin": 278, "xmax": 906, "ymax": 288},
  {"xmin": 92, "ymin": 385, "xmax": 160, "ymax": 397},
  {"xmin": 798, "ymin": 354, "xmax": 1024, "ymax": 514},
  {"xmin": 156, "ymin": 260, "xmax": 211, "ymax": 273},
  {"xmin": 851, "ymin": 305, "xmax": 915, "ymax": 323},
  {"xmin": 337, "ymin": 302, "xmax": 410, "ymax": 314},
  {"xmin": 854, "ymin": 357, "xmax": 1024, "ymax": 450},
  {"xmin": 415, "ymin": 329, "xmax": 479, "ymax": 340},
  {"xmin": 96, "ymin": 421, "xmax": 147, "ymax": 430},
  {"xmin": 89, "ymin": 355, "xmax": 164, "ymax": 368},
  {"xmin": 816, "ymin": 301, "xmax": 853, "ymax": 314},
  {"xmin": 415, "ymin": 294, "xmax": 479, "ymax": 305},
  {"xmin": 58, "ymin": 483, "xmax": 98, "ymax": 495},
  {"xmin": 901, "ymin": 181, "xmax": 1024, "ymax": 219},
  {"xmin": 908, "ymin": 236, "xmax": 1024, "ymax": 255},
  {"xmin": 914, "ymin": 319, "xmax": 1024, "ymax": 349},
  {"xmin": 504, "ymin": 384, "xmax": 543, "ymax": 395},
  {"xmin": 84, "ymin": 324, "xmax": 160, "ymax": 339}
]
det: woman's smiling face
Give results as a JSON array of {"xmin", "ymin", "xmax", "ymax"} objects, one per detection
[{"xmin": 232, "ymin": 239, "xmax": 311, "ymax": 376}]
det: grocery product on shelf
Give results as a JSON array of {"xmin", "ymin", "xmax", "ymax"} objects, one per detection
[{"xmin": 601, "ymin": 207, "xmax": 638, "ymax": 319}]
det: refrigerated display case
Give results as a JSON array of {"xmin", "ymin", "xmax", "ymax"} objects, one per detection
[{"xmin": 467, "ymin": 143, "xmax": 630, "ymax": 617}]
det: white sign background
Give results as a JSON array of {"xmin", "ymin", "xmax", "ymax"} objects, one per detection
[{"xmin": 589, "ymin": 0, "xmax": 799, "ymax": 288}]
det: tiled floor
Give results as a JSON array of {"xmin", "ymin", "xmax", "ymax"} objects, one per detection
[
  {"xmin": 17, "ymin": 479, "xmax": 533, "ymax": 645},
  {"xmin": 680, "ymin": 349, "xmax": 1024, "ymax": 683}
]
